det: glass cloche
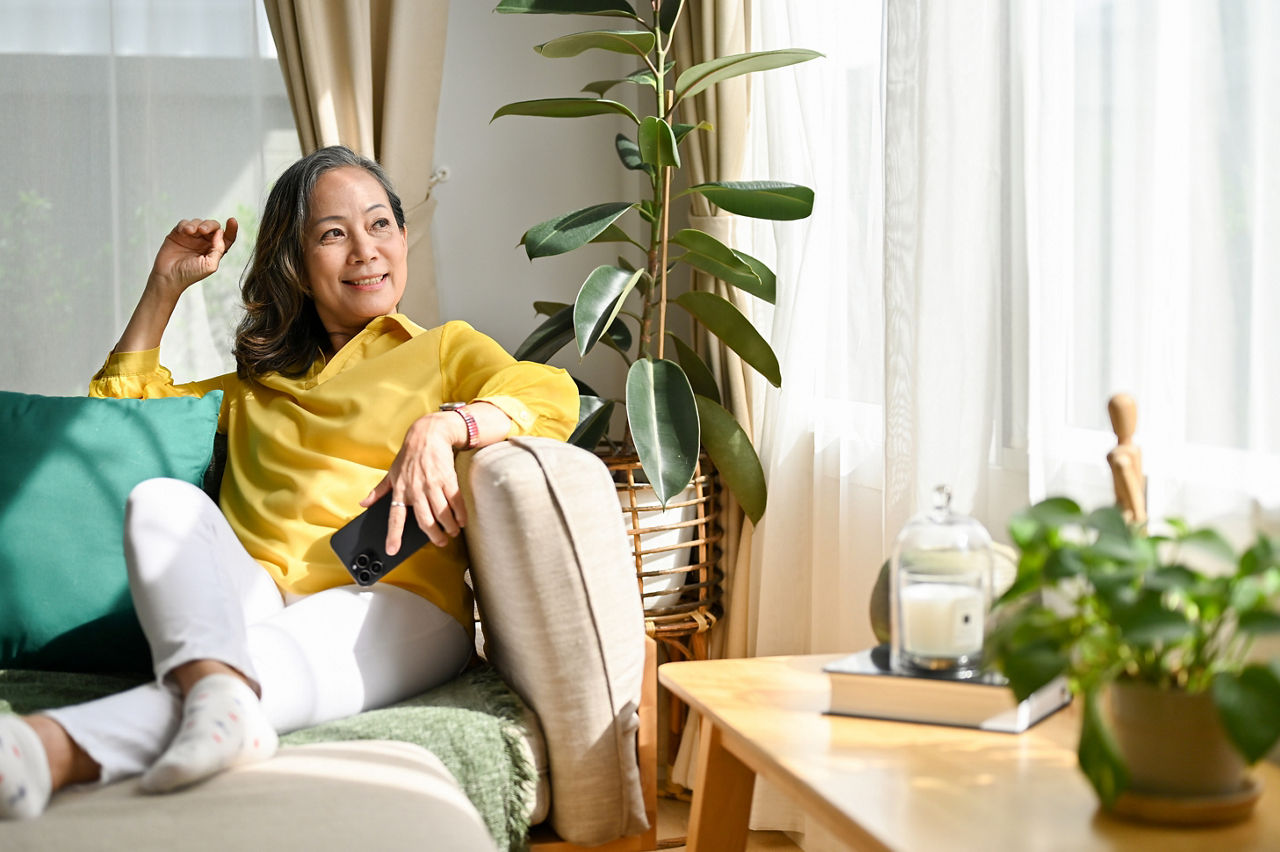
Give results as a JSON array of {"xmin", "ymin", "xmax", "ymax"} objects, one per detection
[{"xmin": 889, "ymin": 485, "xmax": 995, "ymax": 678}]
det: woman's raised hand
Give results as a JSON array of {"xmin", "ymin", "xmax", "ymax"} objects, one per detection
[
  {"xmin": 112, "ymin": 217, "xmax": 239, "ymax": 355},
  {"xmin": 149, "ymin": 218, "xmax": 239, "ymax": 297}
]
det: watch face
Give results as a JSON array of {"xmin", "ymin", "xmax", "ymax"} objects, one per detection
[{"xmin": 440, "ymin": 402, "xmax": 464, "ymax": 410}]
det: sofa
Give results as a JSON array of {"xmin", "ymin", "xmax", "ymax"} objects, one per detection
[{"xmin": 0, "ymin": 396, "xmax": 657, "ymax": 852}]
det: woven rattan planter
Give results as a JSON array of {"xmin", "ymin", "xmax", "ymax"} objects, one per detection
[{"xmin": 602, "ymin": 452, "xmax": 724, "ymax": 630}]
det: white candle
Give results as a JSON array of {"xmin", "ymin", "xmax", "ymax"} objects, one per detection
[{"xmin": 899, "ymin": 582, "xmax": 984, "ymax": 658}]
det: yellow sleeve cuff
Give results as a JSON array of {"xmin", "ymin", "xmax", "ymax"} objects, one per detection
[
  {"xmin": 93, "ymin": 348, "xmax": 164, "ymax": 381},
  {"xmin": 474, "ymin": 394, "xmax": 541, "ymax": 436}
]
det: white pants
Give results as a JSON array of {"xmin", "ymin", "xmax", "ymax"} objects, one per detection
[{"xmin": 45, "ymin": 478, "xmax": 472, "ymax": 784}]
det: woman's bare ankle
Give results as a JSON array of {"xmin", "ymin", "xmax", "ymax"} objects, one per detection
[
  {"xmin": 170, "ymin": 660, "xmax": 254, "ymax": 698},
  {"xmin": 25, "ymin": 715, "xmax": 99, "ymax": 791}
]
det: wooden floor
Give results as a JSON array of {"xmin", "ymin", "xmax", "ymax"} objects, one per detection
[{"xmin": 655, "ymin": 794, "xmax": 800, "ymax": 851}]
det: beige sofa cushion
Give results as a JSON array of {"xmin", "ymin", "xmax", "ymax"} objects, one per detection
[
  {"xmin": 4, "ymin": 741, "xmax": 496, "ymax": 852},
  {"xmin": 461, "ymin": 438, "xmax": 648, "ymax": 847}
]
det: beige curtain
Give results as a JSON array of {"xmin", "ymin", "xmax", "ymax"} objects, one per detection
[
  {"xmin": 668, "ymin": 0, "xmax": 755, "ymax": 788},
  {"xmin": 673, "ymin": 0, "xmax": 754, "ymax": 664},
  {"xmin": 263, "ymin": 0, "xmax": 450, "ymax": 325}
]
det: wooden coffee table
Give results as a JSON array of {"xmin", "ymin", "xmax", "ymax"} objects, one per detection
[{"xmin": 659, "ymin": 654, "xmax": 1280, "ymax": 851}]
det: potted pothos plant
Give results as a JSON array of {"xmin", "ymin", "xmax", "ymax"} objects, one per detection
[
  {"xmin": 987, "ymin": 497, "xmax": 1280, "ymax": 815},
  {"xmin": 491, "ymin": 0, "xmax": 819, "ymax": 523}
]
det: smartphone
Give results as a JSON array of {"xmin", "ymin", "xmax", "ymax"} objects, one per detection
[{"xmin": 329, "ymin": 492, "xmax": 432, "ymax": 586}]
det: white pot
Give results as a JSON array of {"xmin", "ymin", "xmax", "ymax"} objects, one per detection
[{"xmin": 617, "ymin": 484, "xmax": 698, "ymax": 611}]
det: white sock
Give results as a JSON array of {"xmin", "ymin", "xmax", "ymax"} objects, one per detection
[
  {"xmin": 0, "ymin": 715, "xmax": 52, "ymax": 820},
  {"xmin": 140, "ymin": 673, "xmax": 278, "ymax": 794}
]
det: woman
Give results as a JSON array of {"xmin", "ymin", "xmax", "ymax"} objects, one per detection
[{"xmin": 0, "ymin": 146, "xmax": 577, "ymax": 819}]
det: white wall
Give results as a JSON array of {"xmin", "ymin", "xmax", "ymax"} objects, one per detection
[{"xmin": 433, "ymin": 1, "xmax": 637, "ymax": 402}]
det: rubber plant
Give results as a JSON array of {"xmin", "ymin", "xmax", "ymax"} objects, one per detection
[
  {"xmin": 987, "ymin": 498, "xmax": 1280, "ymax": 807},
  {"xmin": 491, "ymin": 0, "xmax": 819, "ymax": 522}
]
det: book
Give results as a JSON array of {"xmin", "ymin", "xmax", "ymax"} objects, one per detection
[{"xmin": 822, "ymin": 645, "xmax": 1071, "ymax": 733}]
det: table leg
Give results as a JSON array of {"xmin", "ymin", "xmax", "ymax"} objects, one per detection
[{"xmin": 686, "ymin": 714, "xmax": 756, "ymax": 852}]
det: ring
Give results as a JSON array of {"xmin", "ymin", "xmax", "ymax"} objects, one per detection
[{"xmin": 390, "ymin": 500, "xmax": 408, "ymax": 508}]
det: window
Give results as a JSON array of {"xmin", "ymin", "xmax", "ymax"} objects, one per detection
[
  {"xmin": 0, "ymin": 0, "xmax": 299, "ymax": 393},
  {"xmin": 1040, "ymin": 0, "xmax": 1280, "ymax": 523}
]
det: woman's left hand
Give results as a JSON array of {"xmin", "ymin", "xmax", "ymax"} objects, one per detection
[{"xmin": 362, "ymin": 412, "xmax": 469, "ymax": 554}]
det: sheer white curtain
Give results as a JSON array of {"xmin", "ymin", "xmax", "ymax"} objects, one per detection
[
  {"xmin": 726, "ymin": 0, "xmax": 890, "ymax": 841},
  {"xmin": 734, "ymin": 0, "xmax": 888, "ymax": 651},
  {"xmin": 0, "ymin": 0, "xmax": 300, "ymax": 394},
  {"xmin": 1027, "ymin": 0, "xmax": 1280, "ymax": 539},
  {"xmin": 734, "ymin": 0, "xmax": 1280, "ymax": 845}
]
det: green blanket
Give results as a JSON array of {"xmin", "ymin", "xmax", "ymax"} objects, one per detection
[{"xmin": 0, "ymin": 665, "xmax": 536, "ymax": 851}]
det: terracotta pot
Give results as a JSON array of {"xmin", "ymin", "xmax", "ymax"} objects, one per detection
[
  {"xmin": 1106, "ymin": 680, "xmax": 1260, "ymax": 825},
  {"xmin": 1109, "ymin": 680, "xmax": 1248, "ymax": 796}
]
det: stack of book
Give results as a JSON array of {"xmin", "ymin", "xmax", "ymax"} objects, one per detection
[{"xmin": 822, "ymin": 645, "xmax": 1070, "ymax": 733}]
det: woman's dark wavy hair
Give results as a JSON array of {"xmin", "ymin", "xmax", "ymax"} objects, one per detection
[{"xmin": 233, "ymin": 145, "xmax": 406, "ymax": 381}]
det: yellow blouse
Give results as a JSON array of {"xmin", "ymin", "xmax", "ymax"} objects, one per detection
[{"xmin": 90, "ymin": 314, "xmax": 578, "ymax": 632}]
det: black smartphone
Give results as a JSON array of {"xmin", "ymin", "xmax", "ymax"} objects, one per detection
[{"xmin": 329, "ymin": 492, "xmax": 432, "ymax": 586}]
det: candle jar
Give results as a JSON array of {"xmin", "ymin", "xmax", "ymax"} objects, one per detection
[{"xmin": 890, "ymin": 485, "xmax": 994, "ymax": 678}]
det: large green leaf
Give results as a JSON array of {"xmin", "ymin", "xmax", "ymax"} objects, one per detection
[
  {"xmin": 658, "ymin": 0, "xmax": 682, "ymax": 32},
  {"xmin": 668, "ymin": 334, "xmax": 720, "ymax": 403},
  {"xmin": 614, "ymin": 133, "xmax": 648, "ymax": 172},
  {"xmin": 535, "ymin": 29, "xmax": 656, "ymax": 58},
  {"xmin": 603, "ymin": 315, "xmax": 633, "ymax": 352},
  {"xmin": 492, "ymin": 97, "xmax": 639, "ymax": 124},
  {"xmin": 1213, "ymin": 662, "xmax": 1280, "ymax": 764},
  {"xmin": 517, "ymin": 303, "xmax": 629, "ymax": 361},
  {"xmin": 733, "ymin": 249, "xmax": 777, "ymax": 303},
  {"xmin": 589, "ymin": 223, "xmax": 634, "ymax": 244},
  {"xmin": 1142, "ymin": 564, "xmax": 1198, "ymax": 592},
  {"xmin": 1086, "ymin": 532, "xmax": 1150, "ymax": 567},
  {"xmin": 1026, "ymin": 496, "xmax": 1085, "ymax": 527},
  {"xmin": 674, "ymin": 48, "xmax": 823, "ymax": 103},
  {"xmin": 1043, "ymin": 548, "xmax": 1087, "ymax": 581},
  {"xmin": 582, "ymin": 65, "xmax": 662, "ymax": 97},
  {"xmin": 1178, "ymin": 527, "xmax": 1238, "ymax": 563},
  {"xmin": 513, "ymin": 306, "xmax": 574, "ymax": 362},
  {"xmin": 688, "ymin": 180, "xmax": 814, "ymax": 220},
  {"xmin": 574, "ymin": 265, "xmax": 644, "ymax": 356},
  {"xmin": 494, "ymin": 0, "xmax": 638, "ymax": 18},
  {"xmin": 673, "ymin": 120, "xmax": 713, "ymax": 145},
  {"xmin": 1078, "ymin": 689, "xmax": 1130, "ymax": 807},
  {"xmin": 1239, "ymin": 610, "xmax": 1280, "ymax": 634},
  {"xmin": 998, "ymin": 639, "xmax": 1068, "ymax": 701},
  {"xmin": 695, "ymin": 395, "xmax": 766, "ymax": 523},
  {"xmin": 1087, "ymin": 505, "xmax": 1130, "ymax": 537},
  {"xmin": 1114, "ymin": 593, "xmax": 1193, "ymax": 645},
  {"xmin": 533, "ymin": 300, "xmax": 570, "ymax": 316},
  {"xmin": 626, "ymin": 358, "xmax": 700, "ymax": 506},
  {"xmin": 638, "ymin": 116, "xmax": 681, "ymax": 168},
  {"xmin": 670, "ymin": 229, "xmax": 767, "ymax": 298},
  {"xmin": 1240, "ymin": 536, "xmax": 1278, "ymax": 575},
  {"xmin": 676, "ymin": 290, "xmax": 781, "ymax": 386},
  {"xmin": 569, "ymin": 395, "xmax": 616, "ymax": 451},
  {"xmin": 522, "ymin": 201, "xmax": 635, "ymax": 259}
]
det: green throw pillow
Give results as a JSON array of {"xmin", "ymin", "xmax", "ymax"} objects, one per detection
[{"xmin": 0, "ymin": 391, "xmax": 223, "ymax": 674}]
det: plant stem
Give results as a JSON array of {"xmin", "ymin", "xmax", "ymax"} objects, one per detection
[
  {"xmin": 640, "ymin": 1, "xmax": 666, "ymax": 362},
  {"xmin": 658, "ymin": 0, "xmax": 688, "ymax": 76},
  {"xmin": 657, "ymin": 140, "xmax": 672, "ymax": 360}
]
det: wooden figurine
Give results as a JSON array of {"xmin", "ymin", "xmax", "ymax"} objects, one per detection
[{"xmin": 1107, "ymin": 393, "xmax": 1147, "ymax": 526}]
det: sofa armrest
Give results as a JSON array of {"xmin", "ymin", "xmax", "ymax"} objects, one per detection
[{"xmin": 459, "ymin": 438, "xmax": 651, "ymax": 847}]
